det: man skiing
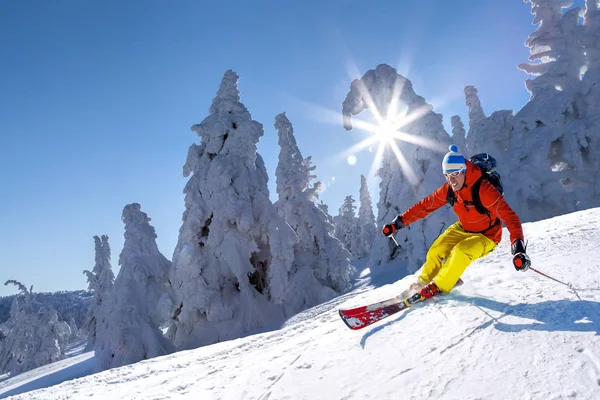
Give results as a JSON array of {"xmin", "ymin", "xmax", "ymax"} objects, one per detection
[{"xmin": 382, "ymin": 145, "xmax": 531, "ymax": 301}]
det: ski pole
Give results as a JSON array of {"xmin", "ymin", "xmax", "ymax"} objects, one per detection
[
  {"xmin": 529, "ymin": 267, "xmax": 570, "ymax": 287},
  {"xmin": 529, "ymin": 267, "xmax": 581, "ymax": 300},
  {"xmin": 382, "ymin": 224, "xmax": 400, "ymax": 248}
]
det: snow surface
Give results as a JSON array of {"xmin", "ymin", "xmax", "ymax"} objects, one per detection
[
  {"xmin": 2, "ymin": 208, "xmax": 600, "ymax": 399},
  {"xmin": 0, "ymin": 340, "xmax": 92, "ymax": 399}
]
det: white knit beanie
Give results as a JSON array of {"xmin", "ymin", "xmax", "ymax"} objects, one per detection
[{"xmin": 442, "ymin": 145, "xmax": 466, "ymax": 174}]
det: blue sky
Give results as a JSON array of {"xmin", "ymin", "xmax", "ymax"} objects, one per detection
[{"xmin": 0, "ymin": 1, "xmax": 580, "ymax": 296}]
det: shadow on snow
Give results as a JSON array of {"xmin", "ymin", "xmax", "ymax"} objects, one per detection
[
  {"xmin": 360, "ymin": 307, "xmax": 416, "ymax": 349},
  {"xmin": 452, "ymin": 294, "xmax": 600, "ymax": 335},
  {"xmin": 0, "ymin": 356, "xmax": 94, "ymax": 400}
]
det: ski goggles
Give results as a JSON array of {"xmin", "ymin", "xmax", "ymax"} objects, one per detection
[{"xmin": 444, "ymin": 170, "xmax": 464, "ymax": 178}]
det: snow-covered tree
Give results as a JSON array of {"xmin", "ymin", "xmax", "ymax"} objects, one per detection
[
  {"xmin": 464, "ymin": 85, "xmax": 486, "ymax": 131},
  {"xmin": 274, "ymin": 112, "xmax": 352, "ymax": 314},
  {"xmin": 317, "ymin": 201, "xmax": 336, "ymax": 234},
  {"xmin": 452, "ymin": 5, "xmax": 591, "ymax": 219},
  {"xmin": 505, "ymin": 1, "xmax": 600, "ymax": 221},
  {"xmin": 355, "ymin": 175, "xmax": 377, "ymax": 259},
  {"xmin": 83, "ymin": 235, "xmax": 114, "ymax": 350},
  {"xmin": 580, "ymin": 1, "xmax": 600, "ymax": 118},
  {"xmin": 94, "ymin": 203, "xmax": 174, "ymax": 371},
  {"xmin": 508, "ymin": 103, "xmax": 598, "ymax": 221},
  {"xmin": 576, "ymin": 0, "xmax": 600, "ymax": 201},
  {"xmin": 0, "ymin": 281, "xmax": 70, "ymax": 376},
  {"xmin": 333, "ymin": 195, "xmax": 360, "ymax": 257},
  {"xmin": 516, "ymin": 0, "xmax": 585, "ymax": 129},
  {"xmin": 462, "ymin": 85, "xmax": 515, "ymax": 162},
  {"xmin": 0, "ymin": 291, "xmax": 92, "ymax": 330},
  {"xmin": 518, "ymin": 0, "xmax": 584, "ymax": 98},
  {"xmin": 342, "ymin": 64, "xmax": 454, "ymax": 271},
  {"xmin": 583, "ymin": 0, "xmax": 600, "ymax": 81},
  {"xmin": 450, "ymin": 116, "xmax": 467, "ymax": 154},
  {"xmin": 165, "ymin": 70, "xmax": 296, "ymax": 350},
  {"xmin": 68, "ymin": 317, "xmax": 81, "ymax": 339}
]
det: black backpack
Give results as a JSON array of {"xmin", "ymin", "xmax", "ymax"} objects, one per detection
[{"xmin": 446, "ymin": 153, "xmax": 504, "ymax": 216}]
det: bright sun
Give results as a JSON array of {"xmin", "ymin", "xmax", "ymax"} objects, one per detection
[
  {"xmin": 373, "ymin": 121, "xmax": 399, "ymax": 145},
  {"xmin": 335, "ymin": 87, "xmax": 443, "ymax": 185},
  {"xmin": 294, "ymin": 63, "xmax": 448, "ymax": 185},
  {"xmin": 339, "ymin": 108, "xmax": 435, "ymax": 184}
]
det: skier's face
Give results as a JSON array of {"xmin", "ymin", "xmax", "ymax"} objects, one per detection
[{"xmin": 445, "ymin": 170, "xmax": 466, "ymax": 191}]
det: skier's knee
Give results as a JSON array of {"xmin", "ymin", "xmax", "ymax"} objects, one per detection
[
  {"xmin": 452, "ymin": 242, "xmax": 477, "ymax": 261},
  {"xmin": 426, "ymin": 244, "xmax": 448, "ymax": 263}
]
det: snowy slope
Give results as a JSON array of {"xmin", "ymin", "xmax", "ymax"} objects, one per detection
[
  {"xmin": 0, "ymin": 340, "xmax": 93, "ymax": 400},
  {"xmin": 3, "ymin": 209, "xmax": 600, "ymax": 400}
]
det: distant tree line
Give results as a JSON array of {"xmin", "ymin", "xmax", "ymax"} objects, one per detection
[{"xmin": 0, "ymin": 290, "xmax": 93, "ymax": 328}]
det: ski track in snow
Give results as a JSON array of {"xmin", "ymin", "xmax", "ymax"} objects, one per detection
[{"xmin": 2, "ymin": 209, "xmax": 600, "ymax": 399}]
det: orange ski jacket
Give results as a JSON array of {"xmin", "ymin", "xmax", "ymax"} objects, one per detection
[{"xmin": 400, "ymin": 161, "xmax": 524, "ymax": 244}]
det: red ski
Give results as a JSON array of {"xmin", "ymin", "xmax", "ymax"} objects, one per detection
[
  {"xmin": 338, "ymin": 291, "xmax": 423, "ymax": 330},
  {"xmin": 338, "ymin": 279, "xmax": 461, "ymax": 330},
  {"xmin": 339, "ymin": 292, "xmax": 410, "ymax": 317}
]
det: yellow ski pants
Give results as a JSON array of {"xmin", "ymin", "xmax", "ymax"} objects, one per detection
[{"xmin": 418, "ymin": 222, "xmax": 497, "ymax": 293}]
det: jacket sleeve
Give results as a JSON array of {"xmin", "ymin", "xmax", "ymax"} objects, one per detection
[
  {"xmin": 479, "ymin": 181, "xmax": 524, "ymax": 244},
  {"xmin": 400, "ymin": 184, "xmax": 449, "ymax": 226}
]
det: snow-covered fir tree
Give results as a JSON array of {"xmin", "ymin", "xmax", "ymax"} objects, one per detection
[
  {"xmin": 462, "ymin": 85, "xmax": 514, "ymax": 160},
  {"xmin": 316, "ymin": 200, "xmax": 336, "ymax": 234},
  {"xmin": 576, "ymin": 0, "xmax": 600, "ymax": 201},
  {"xmin": 505, "ymin": 0, "xmax": 600, "ymax": 221},
  {"xmin": 518, "ymin": 0, "xmax": 584, "ymax": 98},
  {"xmin": 0, "ymin": 281, "xmax": 70, "ymax": 376},
  {"xmin": 464, "ymin": 85, "xmax": 486, "ymax": 129},
  {"xmin": 355, "ymin": 175, "xmax": 377, "ymax": 259},
  {"xmin": 274, "ymin": 112, "xmax": 352, "ymax": 314},
  {"xmin": 82, "ymin": 235, "xmax": 114, "ymax": 350},
  {"xmin": 94, "ymin": 203, "xmax": 174, "ymax": 371},
  {"xmin": 333, "ymin": 195, "xmax": 360, "ymax": 258},
  {"xmin": 342, "ymin": 64, "xmax": 453, "ymax": 271},
  {"xmin": 165, "ymin": 70, "xmax": 296, "ymax": 350},
  {"xmin": 582, "ymin": 0, "xmax": 600, "ymax": 115},
  {"xmin": 68, "ymin": 317, "xmax": 81, "ymax": 339},
  {"xmin": 450, "ymin": 116, "xmax": 467, "ymax": 154}
]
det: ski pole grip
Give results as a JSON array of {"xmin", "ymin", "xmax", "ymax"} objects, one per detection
[
  {"xmin": 514, "ymin": 257, "xmax": 523, "ymax": 267},
  {"xmin": 382, "ymin": 224, "xmax": 396, "ymax": 236},
  {"xmin": 513, "ymin": 253, "xmax": 531, "ymax": 271}
]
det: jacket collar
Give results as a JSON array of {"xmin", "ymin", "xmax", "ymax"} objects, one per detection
[{"xmin": 457, "ymin": 160, "xmax": 482, "ymax": 193}]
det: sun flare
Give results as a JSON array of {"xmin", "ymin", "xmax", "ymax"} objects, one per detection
[
  {"xmin": 336, "ymin": 104, "xmax": 440, "ymax": 185},
  {"xmin": 373, "ymin": 121, "xmax": 399, "ymax": 146},
  {"xmin": 288, "ymin": 63, "xmax": 449, "ymax": 185}
]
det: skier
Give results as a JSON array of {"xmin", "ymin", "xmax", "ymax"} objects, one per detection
[{"xmin": 382, "ymin": 145, "xmax": 531, "ymax": 300}]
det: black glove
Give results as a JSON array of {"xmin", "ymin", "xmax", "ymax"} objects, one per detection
[
  {"xmin": 382, "ymin": 215, "xmax": 405, "ymax": 237},
  {"xmin": 511, "ymin": 239, "xmax": 526, "ymax": 255},
  {"xmin": 511, "ymin": 239, "xmax": 531, "ymax": 272}
]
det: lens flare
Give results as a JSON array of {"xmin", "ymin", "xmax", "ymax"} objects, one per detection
[
  {"xmin": 336, "ymin": 103, "xmax": 440, "ymax": 185},
  {"xmin": 282, "ymin": 61, "xmax": 451, "ymax": 185}
]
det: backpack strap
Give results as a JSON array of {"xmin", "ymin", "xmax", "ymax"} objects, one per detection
[
  {"xmin": 470, "ymin": 177, "xmax": 501, "ymax": 231},
  {"xmin": 470, "ymin": 177, "xmax": 488, "ymax": 215},
  {"xmin": 446, "ymin": 185, "xmax": 456, "ymax": 206}
]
